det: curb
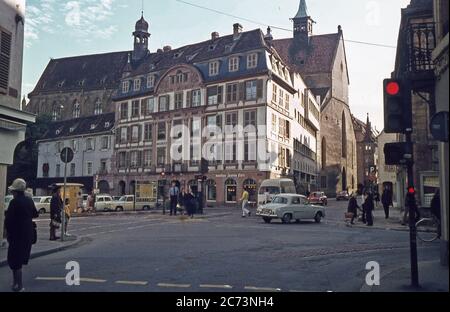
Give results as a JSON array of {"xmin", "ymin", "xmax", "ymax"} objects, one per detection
[{"xmin": 0, "ymin": 236, "xmax": 84, "ymax": 268}]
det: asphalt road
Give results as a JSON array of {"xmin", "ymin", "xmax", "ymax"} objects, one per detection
[{"xmin": 0, "ymin": 200, "xmax": 442, "ymax": 292}]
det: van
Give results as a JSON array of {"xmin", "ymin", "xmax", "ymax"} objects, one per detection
[
  {"xmin": 258, "ymin": 179, "xmax": 297, "ymax": 205},
  {"xmin": 112, "ymin": 195, "xmax": 156, "ymax": 211},
  {"xmin": 94, "ymin": 195, "xmax": 114, "ymax": 212}
]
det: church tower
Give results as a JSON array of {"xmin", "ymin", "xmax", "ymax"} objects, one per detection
[
  {"xmin": 292, "ymin": 0, "xmax": 315, "ymax": 46},
  {"xmin": 132, "ymin": 12, "xmax": 150, "ymax": 62}
]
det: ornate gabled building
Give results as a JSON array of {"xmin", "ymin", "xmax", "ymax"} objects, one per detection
[{"xmin": 272, "ymin": 0, "xmax": 358, "ymax": 196}]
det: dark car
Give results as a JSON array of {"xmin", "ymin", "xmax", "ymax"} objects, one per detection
[{"xmin": 336, "ymin": 191, "xmax": 350, "ymax": 201}]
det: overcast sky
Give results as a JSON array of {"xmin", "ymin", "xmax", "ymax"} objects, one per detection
[{"xmin": 23, "ymin": 0, "xmax": 411, "ymax": 130}]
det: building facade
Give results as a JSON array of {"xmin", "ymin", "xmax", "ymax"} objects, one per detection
[
  {"xmin": 35, "ymin": 113, "xmax": 115, "ymax": 195},
  {"xmin": 0, "ymin": 0, "xmax": 36, "ymax": 243},
  {"xmin": 432, "ymin": 0, "xmax": 449, "ymax": 265},
  {"xmin": 101, "ymin": 18, "xmax": 320, "ymax": 205},
  {"xmin": 272, "ymin": 0, "xmax": 358, "ymax": 197}
]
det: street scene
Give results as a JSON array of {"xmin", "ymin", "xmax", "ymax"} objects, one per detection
[{"xmin": 0, "ymin": 0, "xmax": 448, "ymax": 295}]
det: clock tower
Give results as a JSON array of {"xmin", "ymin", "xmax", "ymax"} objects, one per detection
[{"xmin": 292, "ymin": 0, "xmax": 315, "ymax": 46}]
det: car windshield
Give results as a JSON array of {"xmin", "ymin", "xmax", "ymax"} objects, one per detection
[
  {"xmin": 259, "ymin": 186, "xmax": 280, "ymax": 195},
  {"xmin": 118, "ymin": 196, "xmax": 127, "ymax": 201},
  {"xmin": 32, "ymin": 197, "xmax": 41, "ymax": 203},
  {"xmin": 272, "ymin": 196, "xmax": 288, "ymax": 204}
]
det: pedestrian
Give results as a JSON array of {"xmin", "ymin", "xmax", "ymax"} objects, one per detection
[
  {"xmin": 49, "ymin": 185, "xmax": 62, "ymax": 241},
  {"xmin": 185, "ymin": 186, "xmax": 196, "ymax": 218},
  {"xmin": 381, "ymin": 186, "xmax": 393, "ymax": 219},
  {"xmin": 64, "ymin": 198, "xmax": 71, "ymax": 235},
  {"xmin": 240, "ymin": 187, "xmax": 251, "ymax": 218},
  {"xmin": 4, "ymin": 178, "xmax": 39, "ymax": 292},
  {"xmin": 347, "ymin": 193, "xmax": 359, "ymax": 225},
  {"xmin": 374, "ymin": 191, "xmax": 380, "ymax": 209},
  {"xmin": 179, "ymin": 187, "xmax": 186, "ymax": 215},
  {"xmin": 86, "ymin": 192, "xmax": 94, "ymax": 213},
  {"xmin": 363, "ymin": 191, "xmax": 375, "ymax": 226},
  {"xmin": 357, "ymin": 189, "xmax": 366, "ymax": 223},
  {"xmin": 169, "ymin": 182, "xmax": 180, "ymax": 216}
]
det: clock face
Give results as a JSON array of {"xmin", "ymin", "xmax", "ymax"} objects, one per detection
[{"xmin": 300, "ymin": 25, "xmax": 306, "ymax": 31}]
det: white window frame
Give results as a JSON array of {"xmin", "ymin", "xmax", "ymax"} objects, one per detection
[
  {"xmin": 147, "ymin": 74, "xmax": 155, "ymax": 88},
  {"xmin": 192, "ymin": 89, "xmax": 201, "ymax": 107},
  {"xmin": 229, "ymin": 57, "xmax": 239, "ymax": 72},
  {"xmin": 143, "ymin": 149, "xmax": 152, "ymax": 167},
  {"xmin": 130, "ymin": 151, "xmax": 138, "ymax": 168},
  {"xmin": 145, "ymin": 97, "xmax": 155, "ymax": 115},
  {"xmin": 134, "ymin": 78, "xmax": 141, "ymax": 91},
  {"xmin": 122, "ymin": 81, "xmax": 130, "ymax": 93},
  {"xmin": 86, "ymin": 138, "xmax": 94, "ymax": 151},
  {"xmin": 209, "ymin": 61, "xmax": 219, "ymax": 76},
  {"xmin": 94, "ymin": 99, "xmax": 102, "ymax": 115},
  {"xmin": 86, "ymin": 161, "xmax": 93, "ymax": 175},
  {"xmin": 101, "ymin": 136, "xmax": 109, "ymax": 150},
  {"xmin": 245, "ymin": 80, "xmax": 257, "ymax": 101},
  {"xmin": 247, "ymin": 53, "xmax": 258, "ymax": 69}
]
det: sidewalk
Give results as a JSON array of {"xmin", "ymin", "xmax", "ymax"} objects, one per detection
[
  {"xmin": 339, "ymin": 206, "xmax": 410, "ymax": 232},
  {"xmin": 0, "ymin": 234, "xmax": 82, "ymax": 268},
  {"xmin": 361, "ymin": 260, "xmax": 449, "ymax": 292}
]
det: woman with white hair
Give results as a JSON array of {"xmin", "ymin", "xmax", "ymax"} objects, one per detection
[{"xmin": 4, "ymin": 178, "xmax": 39, "ymax": 292}]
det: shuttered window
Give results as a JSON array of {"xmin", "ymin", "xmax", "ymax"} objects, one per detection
[{"xmin": 0, "ymin": 30, "xmax": 12, "ymax": 94}]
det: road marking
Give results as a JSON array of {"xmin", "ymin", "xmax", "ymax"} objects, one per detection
[
  {"xmin": 244, "ymin": 286, "xmax": 282, "ymax": 292},
  {"xmin": 115, "ymin": 280, "xmax": 148, "ymax": 286},
  {"xmin": 157, "ymin": 283, "xmax": 191, "ymax": 288},
  {"xmin": 79, "ymin": 278, "xmax": 107, "ymax": 283},
  {"xmin": 199, "ymin": 284, "xmax": 233, "ymax": 289},
  {"xmin": 36, "ymin": 277, "xmax": 65, "ymax": 281}
]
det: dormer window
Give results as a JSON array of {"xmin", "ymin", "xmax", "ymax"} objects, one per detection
[
  {"xmin": 94, "ymin": 99, "xmax": 102, "ymax": 115},
  {"xmin": 229, "ymin": 57, "xmax": 239, "ymax": 72},
  {"xmin": 105, "ymin": 122, "xmax": 110, "ymax": 128},
  {"xmin": 90, "ymin": 124, "xmax": 97, "ymax": 130},
  {"xmin": 209, "ymin": 61, "xmax": 219, "ymax": 76},
  {"xmin": 55, "ymin": 129, "xmax": 61, "ymax": 135},
  {"xmin": 247, "ymin": 53, "xmax": 258, "ymax": 69},
  {"xmin": 147, "ymin": 74, "xmax": 155, "ymax": 88},
  {"xmin": 70, "ymin": 127, "xmax": 75, "ymax": 133},
  {"xmin": 134, "ymin": 78, "xmax": 141, "ymax": 91},
  {"xmin": 122, "ymin": 81, "xmax": 130, "ymax": 93}
]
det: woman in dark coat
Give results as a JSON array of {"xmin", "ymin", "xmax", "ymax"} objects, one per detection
[
  {"xmin": 347, "ymin": 193, "xmax": 359, "ymax": 225},
  {"xmin": 184, "ymin": 187, "xmax": 196, "ymax": 218},
  {"xmin": 4, "ymin": 179, "xmax": 38, "ymax": 292},
  {"xmin": 49, "ymin": 185, "xmax": 62, "ymax": 241},
  {"xmin": 363, "ymin": 192, "xmax": 375, "ymax": 226}
]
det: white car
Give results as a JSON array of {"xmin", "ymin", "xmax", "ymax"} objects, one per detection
[
  {"xmin": 32, "ymin": 196, "xmax": 52, "ymax": 214},
  {"xmin": 256, "ymin": 194, "xmax": 326, "ymax": 224},
  {"xmin": 113, "ymin": 195, "xmax": 155, "ymax": 211},
  {"xmin": 94, "ymin": 195, "xmax": 114, "ymax": 212},
  {"xmin": 4, "ymin": 195, "xmax": 13, "ymax": 211}
]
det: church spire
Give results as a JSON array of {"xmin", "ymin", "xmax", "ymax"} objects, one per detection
[
  {"xmin": 294, "ymin": 0, "xmax": 308, "ymax": 19},
  {"xmin": 292, "ymin": 0, "xmax": 314, "ymax": 46}
]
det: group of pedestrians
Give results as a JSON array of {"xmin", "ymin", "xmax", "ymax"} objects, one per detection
[{"xmin": 169, "ymin": 182, "xmax": 197, "ymax": 218}]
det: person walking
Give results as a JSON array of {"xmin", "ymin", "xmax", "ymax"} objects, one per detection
[
  {"xmin": 363, "ymin": 192, "xmax": 375, "ymax": 226},
  {"xmin": 64, "ymin": 198, "xmax": 71, "ymax": 235},
  {"xmin": 381, "ymin": 186, "xmax": 393, "ymax": 219},
  {"xmin": 49, "ymin": 185, "xmax": 62, "ymax": 241},
  {"xmin": 4, "ymin": 179, "xmax": 39, "ymax": 292},
  {"xmin": 184, "ymin": 187, "xmax": 196, "ymax": 218},
  {"xmin": 347, "ymin": 193, "xmax": 359, "ymax": 225},
  {"xmin": 169, "ymin": 182, "xmax": 180, "ymax": 216},
  {"xmin": 240, "ymin": 187, "xmax": 250, "ymax": 218}
]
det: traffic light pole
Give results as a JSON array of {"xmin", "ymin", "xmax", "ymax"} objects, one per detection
[{"xmin": 406, "ymin": 129, "xmax": 419, "ymax": 288}]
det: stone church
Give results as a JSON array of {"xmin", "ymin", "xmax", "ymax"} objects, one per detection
[{"xmin": 273, "ymin": 0, "xmax": 358, "ymax": 196}]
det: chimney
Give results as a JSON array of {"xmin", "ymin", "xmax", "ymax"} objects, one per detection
[
  {"xmin": 233, "ymin": 23, "xmax": 243, "ymax": 39},
  {"xmin": 211, "ymin": 32, "xmax": 220, "ymax": 41},
  {"xmin": 157, "ymin": 48, "xmax": 163, "ymax": 54},
  {"xmin": 338, "ymin": 25, "xmax": 343, "ymax": 34},
  {"xmin": 163, "ymin": 45, "xmax": 172, "ymax": 52}
]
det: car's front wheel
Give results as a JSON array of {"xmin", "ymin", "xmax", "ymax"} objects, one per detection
[
  {"xmin": 263, "ymin": 217, "xmax": 272, "ymax": 224},
  {"xmin": 282, "ymin": 213, "xmax": 292, "ymax": 224},
  {"xmin": 39, "ymin": 208, "xmax": 46, "ymax": 214},
  {"xmin": 116, "ymin": 206, "xmax": 124, "ymax": 212},
  {"xmin": 314, "ymin": 212, "xmax": 323, "ymax": 223}
]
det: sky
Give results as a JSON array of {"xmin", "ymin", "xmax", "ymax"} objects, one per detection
[{"xmin": 22, "ymin": 0, "xmax": 412, "ymax": 131}]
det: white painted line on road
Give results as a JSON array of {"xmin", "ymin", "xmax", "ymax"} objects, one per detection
[
  {"xmin": 244, "ymin": 286, "xmax": 282, "ymax": 292},
  {"xmin": 116, "ymin": 280, "xmax": 148, "ymax": 286},
  {"xmin": 157, "ymin": 283, "xmax": 191, "ymax": 288},
  {"xmin": 200, "ymin": 284, "xmax": 233, "ymax": 289},
  {"xmin": 36, "ymin": 277, "xmax": 65, "ymax": 281},
  {"xmin": 79, "ymin": 278, "xmax": 107, "ymax": 283}
]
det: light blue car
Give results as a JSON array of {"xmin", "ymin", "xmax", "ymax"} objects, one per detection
[{"xmin": 256, "ymin": 194, "xmax": 326, "ymax": 224}]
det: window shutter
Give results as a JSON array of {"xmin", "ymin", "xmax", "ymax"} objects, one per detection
[
  {"xmin": 218, "ymin": 86, "xmax": 223, "ymax": 104},
  {"xmin": 239, "ymin": 82, "xmax": 245, "ymax": 101},
  {"xmin": 256, "ymin": 79, "xmax": 263, "ymax": 99},
  {"xmin": 0, "ymin": 31, "xmax": 12, "ymax": 93},
  {"xmin": 138, "ymin": 125, "xmax": 142, "ymax": 142},
  {"xmin": 186, "ymin": 91, "xmax": 192, "ymax": 107},
  {"xmin": 286, "ymin": 120, "xmax": 290, "ymax": 138}
]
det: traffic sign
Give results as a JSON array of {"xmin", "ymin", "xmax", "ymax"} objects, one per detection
[
  {"xmin": 430, "ymin": 111, "xmax": 449, "ymax": 142},
  {"xmin": 60, "ymin": 147, "xmax": 74, "ymax": 163}
]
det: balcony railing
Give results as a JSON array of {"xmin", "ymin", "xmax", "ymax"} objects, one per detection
[{"xmin": 406, "ymin": 22, "xmax": 436, "ymax": 73}]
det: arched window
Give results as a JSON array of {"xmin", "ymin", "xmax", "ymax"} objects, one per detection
[
  {"xmin": 72, "ymin": 100, "xmax": 80, "ymax": 118},
  {"xmin": 342, "ymin": 111, "xmax": 347, "ymax": 158},
  {"xmin": 206, "ymin": 179, "xmax": 217, "ymax": 201},
  {"xmin": 94, "ymin": 98, "xmax": 103, "ymax": 115},
  {"xmin": 321, "ymin": 137, "xmax": 327, "ymax": 169},
  {"xmin": 52, "ymin": 102, "xmax": 61, "ymax": 121},
  {"xmin": 225, "ymin": 178, "xmax": 237, "ymax": 203},
  {"xmin": 243, "ymin": 179, "xmax": 257, "ymax": 202}
]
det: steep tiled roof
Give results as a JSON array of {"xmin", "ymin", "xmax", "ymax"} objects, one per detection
[
  {"xmin": 40, "ymin": 113, "xmax": 115, "ymax": 141},
  {"xmin": 30, "ymin": 52, "xmax": 129, "ymax": 95},
  {"xmin": 272, "ymin": 33, "xmax": 341, "ymax": 75}
]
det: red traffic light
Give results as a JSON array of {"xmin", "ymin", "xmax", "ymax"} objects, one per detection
[
  {"xmin": 408, "ymin": 187, "xmax": 415, "ymax": 194},
  {"xmin": 386, "ymin": 81, "xmax": 400, "ymax": 96}
]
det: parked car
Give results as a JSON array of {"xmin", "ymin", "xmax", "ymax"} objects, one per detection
[
  {"xmin": 336, "ymin": 191, "xmax": 350, "ymax": 201},
  {"xmin": 256, "ymin": 194, "xmax": 325, "ymax": 224},
  {"xmin": 112, "ymin": 196, "xmax": 122, "ymax": 201},
  {"xmin": 94, "ymin": 195, "xmax": 114, "ymax": 212},
  {"xmin": 308, "ymin": 192, "xmax": 328, "ymax": 206},
  {"xmin": 32, "ymin": 196, "xmax": 52, "ymax": 214},
  {"xmin": 81, "ymin": 194, "xmax": 89, "ymax": 209},
  {"xmin": 258, "ymin": 179, "xmax": 297, "ymax": 205},
  {"xmin": 4, "ymin": 195, "xmax": 13, "ymax": 211},
  {"xmin": 112, "ymin": 195, "xmax": 156, "ymax": 211}
]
